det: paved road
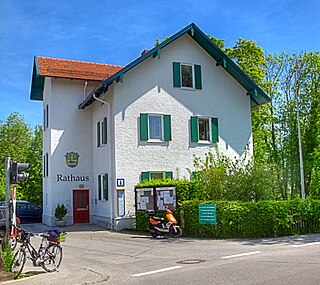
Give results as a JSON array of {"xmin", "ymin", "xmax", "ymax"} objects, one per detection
[{"xmin": 2, "ymin": 224, "xmax": 320, "ymax": 285}]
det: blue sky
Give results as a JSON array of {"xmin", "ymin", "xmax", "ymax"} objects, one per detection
[{"xmin": 1, "ymin": 0, "xmax": 319, "ymax": 128}]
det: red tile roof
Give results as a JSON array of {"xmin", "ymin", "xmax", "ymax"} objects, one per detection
[{"xmin": 36, "ymin": 56, "xmax": 123, "ymax": 81}]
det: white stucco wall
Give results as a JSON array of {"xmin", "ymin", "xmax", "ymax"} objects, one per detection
[
  {"xmin": 43, "ymin": 78, "xmax": 97, "ymax": 225},
  {"xmin": 112, "ymin": 34, "xmax": 252, "ymax": 217},
  {"xmin": 90, "ymin": 89, "xmax": 115, "ymax": 227},
  {"xmin": 42, "ymin": 34, "xmax": 254, "ymax": 230}
]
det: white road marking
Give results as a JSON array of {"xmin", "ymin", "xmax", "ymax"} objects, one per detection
[
  {"xmin": 131, "ymin": 265, "xmax": 183, "ymax": 277},
  {"xmin": 221, "ymin": 251, "xmax": 262, "ymax": 259},
  {"xmin": 291, "ymin": 241, "xmax": 320, "ymax": 248}
]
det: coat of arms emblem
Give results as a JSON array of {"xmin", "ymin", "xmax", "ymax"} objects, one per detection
[{"xmin": 65, "ymin": 152, "xmax": 79, "ymax": 168}]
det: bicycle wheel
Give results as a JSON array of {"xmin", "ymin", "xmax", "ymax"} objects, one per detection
[
  {"xmin": 11, "ymin": 248, "xmax": 26, "ymax": 279},
  {"xmin": 42, "ymin": 244, "xmax": 62, "ymax": 272}
]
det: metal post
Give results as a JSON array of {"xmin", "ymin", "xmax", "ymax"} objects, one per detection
[
  {"xmin": 296, "ymin": 101, "xmax": 305, "ymax": 199},
  {"xmin": 5, "ymin": 157, "xmax": 11, "ymax": 240}
]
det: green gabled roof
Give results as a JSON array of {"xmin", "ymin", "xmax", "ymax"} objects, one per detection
[
  {"xmin": 30, "ymin": 57, "xmax": 45, "ymax": 101},
  {"xmin": 78, "ymin": 23, "xmax": 270, "ymax": 109}
]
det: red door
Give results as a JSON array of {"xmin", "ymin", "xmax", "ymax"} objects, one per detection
[{"xmin": 73, "ymin": 189, "xmax": 89, "ymax": 223}]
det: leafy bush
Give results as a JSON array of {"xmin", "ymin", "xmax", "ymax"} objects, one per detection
[
  {"xmin": 54, "ymin": 204, "xmax": 67, "ymax": 220},
  {"xmin": 1, "ymin": 244, "xmax": 13, "ymax": 272},
  {"xmin": 193, "ymin": 150, "xmax": 278, "ymax": 202},
  {"xmin": 179, "ymin": 199, "xmax": 320, "ymax": 238}
]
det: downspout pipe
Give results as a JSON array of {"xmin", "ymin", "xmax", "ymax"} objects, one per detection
[
  {"xmin": 93, "ymin": 93, "xmax": 115, "ymax": 230},
  {"xmin": 83, "ymin": 81, "xmax": 88, "ymax": 100}
]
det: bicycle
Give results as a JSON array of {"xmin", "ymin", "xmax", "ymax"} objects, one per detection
[{"xmin": 11, "ymin": 228, "xmax": 65, "ymax": 279}]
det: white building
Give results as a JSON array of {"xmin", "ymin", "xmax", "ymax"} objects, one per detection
[{"xmin": 30, "ymin": 23, "xmax": 270, "ymax": 229}]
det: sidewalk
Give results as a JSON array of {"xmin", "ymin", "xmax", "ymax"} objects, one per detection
[
  {"xmin": 1, "ymin": 223, "xmax": 111, "ymax": 285},
  {"xmin": 21, "ymin": 222, "xmax": 107, "ymax": 233}
]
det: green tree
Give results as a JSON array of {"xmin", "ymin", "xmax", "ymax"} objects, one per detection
[
  {"xmin": 20, "ymin": 125, "xmax": 43, "ymax": 204},
  {"xmin": 0, "ymin": 113, "xmax": 32, "ymax": 199},
  {"xmin": 0, "ymin": 113, "xmax": 42, "ymax": 204}
]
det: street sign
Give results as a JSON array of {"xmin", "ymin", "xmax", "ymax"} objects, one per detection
[
  {"xmin": 198, "ymin": 204, "xmax": 217, "ymax": 224},
  {"xmin": 116, "ymin": 178, "xmax": 125, "ymax": 188}
]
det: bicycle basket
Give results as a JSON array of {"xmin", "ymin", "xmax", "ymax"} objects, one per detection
[
  {"xmin": 47, "ymin": 232, "xmax": 66, "ymax": 242},
  {"xmin": 59, "ymin": 232, "xmax": 66, "ymax": 242}
]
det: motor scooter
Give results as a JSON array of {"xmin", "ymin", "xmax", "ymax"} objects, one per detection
[{"xmin": 146, "ymin": 206, "xmax": 182, "ymax": 238}]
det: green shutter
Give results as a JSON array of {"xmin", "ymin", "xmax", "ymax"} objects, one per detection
[
  {"xmin": 46, "ymin": 104, "xmax": 49, "ymax": 128},
  {"xmin": 98, "ymin": 175, "xmax": 102, "ymax": 200},
  {"xmin": 173, "ymin": 62, "xmax": 181, "ymax": 87},
  {"xmin": 191, "ymin": 116, "xmax": 199, "ymax": 142},
  {"xmin": 141, "ymin": 172, "xmax": 150, "ymax": 182},
  {"xmin": 165, "ymin": 171, "xmax": 173, "ymax": 179},
  {"xmin": 211, "ymin": 117, "xmax": 219, "ymax": 143},
  {"xmin": 194, "ymin": 65, "xmax": 202, "ymax": 90},
  {"xmin": 97, "ymin": 122, "xmax": 101, "ymax": 147},
  {"xmin": 163, "ymin": 115, "xmax": 172, "ymax": 141},
  {"xmin": 102, "ymin": 117, "xmax": 107, "ymax": 144},
  {"xmin": 103, "ymin": 174, "xmax": 108, "ymax": 200},
  {"xmin": 140, "ymin": 113, "xmax": 148, "ymax": 141}
]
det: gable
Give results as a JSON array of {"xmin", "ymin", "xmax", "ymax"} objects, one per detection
[{"xmin": 78, "ymin": 23, "xmax": 270, "ymax": 109}]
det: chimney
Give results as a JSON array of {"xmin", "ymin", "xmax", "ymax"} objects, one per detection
[{"xmin": 141, "ymin": 50, "xmax": 149, "ymax": 56}]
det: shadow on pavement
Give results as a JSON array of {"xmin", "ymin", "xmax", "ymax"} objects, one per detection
[
  {"xmin": 232, "ymin": 233, "xmax": 320, "ymax": 246},
  {"xmin": 20, "ymin": 223, "xmax": 108, "ymax": 233}
]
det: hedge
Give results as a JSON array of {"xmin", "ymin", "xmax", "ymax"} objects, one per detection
[
  {"xmin": 135, "ymin": 199, "xmax": 320, "ymax": 238},
  {"xmin": 180, "ymin": 199, "xmax": 320, "ymax": 238}
]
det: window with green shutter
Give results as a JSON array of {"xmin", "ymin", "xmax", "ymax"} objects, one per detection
[
  {"xmin": 194, "ymin": 64, "xmax": 202, "ymax": 90},
  {"xmin": 97, "ymin": 122, "xmax": 101, "ymax": 147},
  {"xmin": 140, "ymin": 171, "xmax": 173, "ymax": 181},
  {"xmin": 173, "ymin": 62, "xmax": 202, "ymax": 90},
  {"xmin": 211, "ymin": 118, "xmax": 219, "ymax": 143},
  {"xmin": 103, "ymin": 174, "xmax": 108, "ymax": 200},
  {"xmin": 98, "ymin": 175, "xmax": 102, "ymax": 200},
  {"xmin": 163, "ymin": 115, "xmax": 172, "ymax": 141},
  {"xmin": 190, "ymin": 116, "xmax": 219, "ymax": 144},
  {"xmin": 98, "ymin": 173, "xmax": 108, "ymax": 200},
  {"xmin": 140, "ymin": 172, "xmax": 150, "ymax": 182},
  {"xmin": 140, "ymin": 113, "xmax": 171, "ymax": 142},
  {"xmin": 140, "ymin": 113, "xmax": 148, "ymax": 141},
  {"xmin": 173, "ymin": 62, "xmax": 181, "ymax": 87},
  {"xmin": 43, "ymin": 104, "xmax": 49, "ymax": 131},
  {"xmin": 191, "ymin": 116, "xmax": 199, "ymax": 142},
  {"xmin": 102, "ymin": 117, "xmax": 107, "ymax": 145}
]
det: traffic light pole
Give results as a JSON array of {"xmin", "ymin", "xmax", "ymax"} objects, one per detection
[{"xmin": 5, "ymin": 157, "xmax": 10, "ymax": 240}]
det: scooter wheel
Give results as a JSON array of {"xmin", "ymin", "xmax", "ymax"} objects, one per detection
[
  {"xmin": 150, "ymin": 228, "xmax": 158, "ymax": 238},
  {"xmin": 170, "ymin": 226, "xmax": 182, "ymax": 238}
]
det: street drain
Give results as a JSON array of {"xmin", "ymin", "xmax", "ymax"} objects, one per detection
[{"xmin": 176, "ymin": 259, "xmax": 206, "ymax": 265}]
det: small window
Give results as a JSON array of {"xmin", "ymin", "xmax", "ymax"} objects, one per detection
[
  {"xmin": 43, "ymin": 153, "xmax": 48, "ymax": 177},
  {"xmin": 97, "ymin": 117, "xmax": 108, "ymax": 148},
  {"xmin": 198, "ymin": 117, "xmax": 210, "ymax": 142},
  {"xmin": 98, "ymin": 173, "xmax": 108, "ymax": 201},
  {"xmin": 140, "ymin": 171, "xmax": 173, "ymax": 181},
  {"xmin": 149, "ymin": 115, "xmax": 163, "ymax": 140},
  {"xmin": 150, "ymin": 172, "xmax": 165, "ymax": 180},
  {"xmin": 181, "ymin": 64, "xmax": 193, "ymax": 88},
  {"xmin": 173, "ymin": 62, "xmax": 202, "ymax": 90},
  {"xmin": 191, "ymin": 116, "xmax": 219, "ymax": 144},
  {"xmin": 140, "ymin": 113, "xmax": 171, "ymax": 142},
  {"xmin": 43, "ymin": 104, "xmax": 49, "ymax": 131}
]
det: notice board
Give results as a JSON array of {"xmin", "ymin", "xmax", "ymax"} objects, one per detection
[{"xmin": 135, "ymin": 186, "xmax": 176, "ymax": 211}]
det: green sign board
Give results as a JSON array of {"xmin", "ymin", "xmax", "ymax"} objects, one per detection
[{"xmin": 198, "ymin": 204, "xmax": 217, "ymax": 224}]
